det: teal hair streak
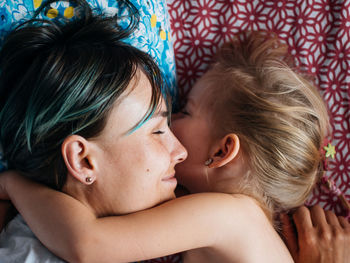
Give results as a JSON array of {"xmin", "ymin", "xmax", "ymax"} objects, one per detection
[
  {"xmin": 127, "ymin": 106, "xmax": 156, "ymax": 135},
  {"xmin": 127, "ymin": 84, "xmax": 172, "ymax": 135},
  {"xmin": 23, "ymin": 60, "xmax": 118, "ymax": 151}
]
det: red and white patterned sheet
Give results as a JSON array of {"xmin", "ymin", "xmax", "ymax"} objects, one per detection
[{"xmin": 145, "ymin": 1, "xmax": 350, "ymax": 262}]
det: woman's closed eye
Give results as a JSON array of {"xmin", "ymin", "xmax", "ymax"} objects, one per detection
[{"xmin": 153, "ymin": 130, "xmax": 165, "ymax": 135}]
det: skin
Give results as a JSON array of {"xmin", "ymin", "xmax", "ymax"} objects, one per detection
[
  {"xmin": 171, "ymin": 90, "xmax": 213, "ymax": 193},
  {"xmin": 0, "ymin": 175, "xmax": 292, "ymax": 263},
  {"xmin": 0, "ymin": 69, "xmax": 347, "ymax": 263},
  {"xmin": 65, "ymin": 71, "xmax": 187, "ymax": 216},
  {"xmin": 282, "ymin": 205, "xmax": 350, "ymax": 263},
  {"xmin": 0, "ymin": 72, "xmax": 293, "ymax": 262},
  {"xmin": 171, "ymin": 70, "xmax": 247, "ymax": 195},
  {"xmin": 172, "ymin": 71, "xmax": 350, "ymax": 262}
]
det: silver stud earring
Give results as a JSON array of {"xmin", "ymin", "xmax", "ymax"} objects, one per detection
[
  {"xmin": 204, "ymin": 158, "xmax": 213, "ymax": 166},
  {"xmin": 85, "ymin": 176, "xmax": 93, "ymax": 183}
]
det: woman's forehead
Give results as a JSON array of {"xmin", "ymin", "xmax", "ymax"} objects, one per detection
[{"xmin": 116, "ymin": 71, "xmax": 167, "ymax": 134}]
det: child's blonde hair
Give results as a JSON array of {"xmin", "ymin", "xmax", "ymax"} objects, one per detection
[{"xmin": 203, "ymin": 32, "xmax": 330, "ymax": 220}]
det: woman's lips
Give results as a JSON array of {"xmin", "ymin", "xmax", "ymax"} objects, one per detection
[{"xmin": 162, "ymin": 174, "xmax": 177, "ymax": 183}]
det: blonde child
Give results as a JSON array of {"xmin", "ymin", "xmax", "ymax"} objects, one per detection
[{"xmin": 172, "ymin": 31, "xmax": 330, "ymax": 224}]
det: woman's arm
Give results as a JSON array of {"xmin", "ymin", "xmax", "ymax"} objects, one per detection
[{"xmin": 0, "ymin": 172, "xmax": 289, "ymax": 263}]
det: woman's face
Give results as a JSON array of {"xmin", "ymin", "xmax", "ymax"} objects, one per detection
[
  {"xmin": 91, "ymin": 71, "xmax": 187, "ymax": 215},
  {"xmin": 171, "ymin": 74, "xmax": 214, "ymax": 193}
]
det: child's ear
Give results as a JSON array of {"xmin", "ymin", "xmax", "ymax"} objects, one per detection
[
  {"xmin": 208, "ymin": 134, "xmax": 240, "ymax": 168},
  {"xmin": 61, "ymin": 135, "xmax": 96, "ymax": 185}
]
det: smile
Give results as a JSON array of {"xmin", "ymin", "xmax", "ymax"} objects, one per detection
[{"xmin": 162, "ymin": 174, "xmax": 177, "ymax": 184}]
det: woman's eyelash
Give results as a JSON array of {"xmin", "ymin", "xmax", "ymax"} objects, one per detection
[{"xmin": 153, "ymin": 130, "xmax": 165, "ymax": 134}]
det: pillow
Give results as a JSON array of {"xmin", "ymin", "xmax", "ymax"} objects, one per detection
[{"xmin": 0, "ymin": 0, "xmax": 176, "ymax": 95}]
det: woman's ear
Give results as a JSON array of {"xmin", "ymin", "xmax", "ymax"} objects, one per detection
[
  {"xmin": 61, "ymin": 135, "xmax": 96, "ymax": 185},
  {"xmin": 208, "ymin": 134, "xmax": 240, "ymax": 168}
]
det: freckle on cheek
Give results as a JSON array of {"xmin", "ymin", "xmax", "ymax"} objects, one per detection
[{"xmin": 146, "ymin": 169, "xmax": 150, "ymax": 172}]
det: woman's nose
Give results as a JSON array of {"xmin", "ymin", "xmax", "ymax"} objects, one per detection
[{"xmin": 172, "ymin": 136, "xmax": 188, "ymax": 164}]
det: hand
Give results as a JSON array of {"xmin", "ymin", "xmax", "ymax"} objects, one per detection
[{"xmin": 282, "ymin": 205, "xmax": 350, "ymax": 263}]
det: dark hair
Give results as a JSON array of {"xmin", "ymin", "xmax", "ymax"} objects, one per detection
[{"xmin": 0, "ymin": 0, "xmax": 166, "ymax": 190}]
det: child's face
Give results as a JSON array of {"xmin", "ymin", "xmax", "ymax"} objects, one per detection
[
  {"xmin": 91, "ymin": 71, "xmax": 187, "ymax": 215},
  {"xmin": 171, "ymin": 73, "xmax": 214, "ymax": 193}
]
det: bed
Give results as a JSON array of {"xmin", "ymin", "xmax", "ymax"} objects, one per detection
[{"xmin": 0, "ymin": 0, "xmax": 349, "ymax": 262}]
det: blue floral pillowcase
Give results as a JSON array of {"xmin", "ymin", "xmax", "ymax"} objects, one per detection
[{"xmin": 0, "ymin": 0, "xmax": 177, "ymax": 171}]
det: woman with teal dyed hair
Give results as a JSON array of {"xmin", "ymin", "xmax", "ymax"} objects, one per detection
[{"xmin": 0, "ymin": 0, "xmax": 190, "ymax": 261}]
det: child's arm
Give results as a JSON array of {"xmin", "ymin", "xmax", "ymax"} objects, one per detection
[{"xmin": 0, "ymin": 172, "xmax": 289, "ymax": 263}]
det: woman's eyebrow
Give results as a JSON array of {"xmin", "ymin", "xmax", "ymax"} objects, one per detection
[{"xmin": 151, "ymin": 111, "xmax": 169, "ymax": 119}]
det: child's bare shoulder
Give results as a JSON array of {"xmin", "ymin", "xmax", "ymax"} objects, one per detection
[{"xmin": 170, "ymin": 193, "xmax": 266, "ymax": 221}]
